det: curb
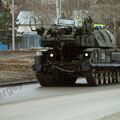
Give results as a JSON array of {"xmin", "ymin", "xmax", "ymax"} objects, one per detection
[{"xmin": 0, "ymin": 81, "xmax": 38, "ymax": 87}]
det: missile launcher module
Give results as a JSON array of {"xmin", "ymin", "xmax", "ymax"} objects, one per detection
[{"xmin": 31, "ymin": 18, "xmax": 120, "ymax": 86}]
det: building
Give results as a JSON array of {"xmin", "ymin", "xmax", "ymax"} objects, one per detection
[{"xmin": 16, "ymin": 11, "xmax": 41, "ymax": 49}]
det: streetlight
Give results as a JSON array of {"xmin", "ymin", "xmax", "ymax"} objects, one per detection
[{"xmin": 12, "ymin": 0, "xmax": 15, "ymax": 50}]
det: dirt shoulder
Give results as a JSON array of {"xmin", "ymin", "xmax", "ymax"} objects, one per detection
[{"xmin": 0, "ymin": 50, "xmax": 37, "ymax": 85}]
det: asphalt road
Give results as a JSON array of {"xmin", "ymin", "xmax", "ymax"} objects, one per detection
[{"xmin": 0, "ymin": 79, "xmax": 120, "ymax": 120}]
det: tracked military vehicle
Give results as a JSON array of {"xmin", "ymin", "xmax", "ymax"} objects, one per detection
[{"xmin": 31, "ymin": 17, "xmax": 120, "ymax": 86}]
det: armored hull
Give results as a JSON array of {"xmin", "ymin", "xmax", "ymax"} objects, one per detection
[{"xmin": 32, "ymin": 19, "xmax": 120, "ymax": 86}]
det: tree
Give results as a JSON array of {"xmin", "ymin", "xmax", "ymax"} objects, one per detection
[
  {"xmin": 90, "ymin": 0, "xmax": 120, "ymax": 47},
  {"xmin": 8, "ymin": 0, "xmax": 120, "ymax": 47},
  {"xmin": 24, "ymin": 0, "xmax": 56, "ymax": 26},
  {"xmin": 0, "ymin": 1, "xmax": 20, "ymax": 48},
  {"xmin": 0, "ymin": 2, "xmax": 12, "ymax": 44},
  {"xmin": 0, "ymin": 5, "xmax": 12, "ymax": 30},
  {"xmin": 62, "ymin": 0, "xmax": 92, "ymax": 18}
]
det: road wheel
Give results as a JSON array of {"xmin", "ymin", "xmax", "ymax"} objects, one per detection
[
  {"xmin": 104, "ymin": 72, "xmax": 109, "ymax": 85},
  {"xmin": 36, "ymin": 72, "xmax": 62, "ymax": 86},
  {"xmin": 116, "ymin": 71, "xmax": 120, "ymax": 83},
  {"xmin": 94, "ymin": 73, "xmax": 99, "ymax": 86},
  {"xmin": 87, "ymin": 70, "xmax": 99, "ymax": 86},
  {"xmin": 113, "ymin": 72, "xmax": 117, "ymax": 83},
  {"xmin": 36, "ymin": 72, "xmax": 47, "ymax": 86},
  {"xmin": 100, "ymin": 72, "xmax": 104, "ymax": 85},
  {"xmin": 109, "ymin": 72, "xmax": 113, "ymax": 84}
]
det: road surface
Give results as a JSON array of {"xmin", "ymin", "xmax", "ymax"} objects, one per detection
[{"xmin": 0, "ymin": 80, "xmax": 120, "ymax": 120}]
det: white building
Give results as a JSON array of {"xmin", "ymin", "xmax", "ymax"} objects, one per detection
[{"xmin": 16, "ymin": 11, "xmax": 41, "ymax": 49}]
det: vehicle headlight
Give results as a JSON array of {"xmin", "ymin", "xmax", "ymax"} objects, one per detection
[
  {"xmin": 50, "ymin": 53, "xmax": 54, "ymax": 58},
  {"xmin": 36, "ymin": 51, "xmax": 43, "ymax": 56},
  {"xmin": 85, "ymin": 53, "xmax": 89, "ymax": 57},
  {"xmin": 47, "ymin": 51, "xmax": 56, "ymax": 61}
]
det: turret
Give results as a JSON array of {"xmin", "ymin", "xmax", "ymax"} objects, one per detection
[{"xmin": 34, "ymin": 19, "xmax": 116, "ymax": 49}]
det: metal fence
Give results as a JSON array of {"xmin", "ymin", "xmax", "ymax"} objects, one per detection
[
  {"xmin": 9, "ymin": 33, "xmax": 41, "ymax": 50},
  {"xmin": 0, "ymin": 42, "xmax": 8, "ymax": 51}
]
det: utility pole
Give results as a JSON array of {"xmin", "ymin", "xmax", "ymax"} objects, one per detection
[
  {"xmin": 12, "ymin": 0, "xmax": 15, "ymax": 50},
  {"xmin": 56, "ymin": 0, "xmax": 61, "ymax": 21},
  {"xmin": 113, "ymin": 16, "xmax": 117, "ymax": 40}
]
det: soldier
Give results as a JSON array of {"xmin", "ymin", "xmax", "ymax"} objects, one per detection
[{"xmin": 83, "ymin": 16, "xmax": 93, "ymax": 28}]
